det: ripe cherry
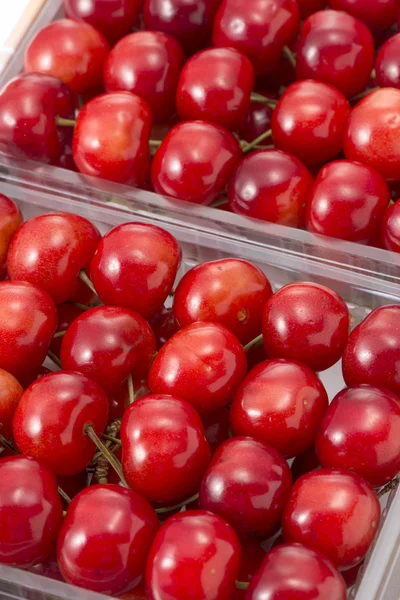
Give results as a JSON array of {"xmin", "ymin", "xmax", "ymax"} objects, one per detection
[
  {"xmin": 0, "ymin": 369, "xmax": 23, "ymax": 439},
  {"xmin": 376, "ymin": 34, "xmax": 400, "ymax": 89},
  {"xmin": 49, "ymin": 303, "xmax": 83, "ymax": 358},
  {"xmin": 199, "ymin": 436, "xmax": 292, "ymax": 535},
  {"xmin": 296, "ymin": 10, "xmax": 375, "ymax": 98},
  {"xmin": 262, "ymin": 282, "xmax": 349, "ymax": 372},
  {"xmin": 13, "ymin": 371, "xmax": 108, "ymax": 475},
  {"xmin": 149, "ymin": 322, "xmax": 247, "ymax": 416},
  {"xmin": 148, "ymin": 306, "xmax": 179, "ymax": 349},
  {"xmin": 145, "ymin": 510, "xmax": 241, "ymax": 600},
  {"xmin": 328, "ymin": 0, "xmax": 397, "ymax": 32},
  {"xmin": 173, "ymin": 258, "xmax": 272, "ymax": 344},
  {"xmin": 90, "ymin": 222, "xmax": 181, "ymax": 318},
  {"xmin": 202, "ymin": 408, "xmax": 230, "ymax": 454},
  {"xmin": 381, "ymin": 200, "xmax": 400, "ymax": 252},
  {"xmin": 151, "ymin": 120, "xmax": 242, "ymax": 205},
  {"xmin": 230, "ymin": 359, "xmax": 329, "ymax": 457},
  {"xmin": 238, "ymin": 100, "xmax": 273, "ymax": 146},
  {"xmin": 282, "ymin": 468, "xmax": 380, "ymax": 568},
  {"xmin": 104, "ymin": 31, "xmax": 184, "ymax": 123},
  {"xmin": 0, "ymin": 194, "xmax": 21, "ymax": 271}
]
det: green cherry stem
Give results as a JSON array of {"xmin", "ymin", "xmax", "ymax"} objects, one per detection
[
  {"xmin": 53, "ymin": 330, "xmax": 66, "ymax": 339},
  {"xmin": 58, "ymin": 487, "xmax": 72, "ymax": 504},
  {"xmin": 78, "ymin": 270, "xmax": 97, "ymax": 296},
  {"xmin": 250, "ymin": 92, "xmax": 278, "ymax": 108},
  {"xmin": 127, "ymin": 374, "xmax": 134, "ymax": 404},
  {"xmin": 243, "ymin": 333, "xmax": 264, "ymax": 353},
  {"xmin": 47, "ymin": 350, "xmax": 61, "ymax": 368},
  {"xmin": 235, "ymin": 581, "xmax": 250, "ymax": 590},
  {"xmin": 242, "ymin": 129, "xmax": 273, "ymax": 154},
  {"xmin": 283, "ymin": 45, "xmax": 296, "ymax": 68},
  {"xmin": 85, "ymin": 424, "xmax": 129, "ymax": 488},
  {"xmin": 155, "ymin": 492, "xmax": 199, "ymax": 514},
  {"xmin": 56, "ymin": 116, "xmax": 76, "ymax": 127}
]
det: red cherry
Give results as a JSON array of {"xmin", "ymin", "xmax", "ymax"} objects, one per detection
[
  {"xmin": 230, "ymin": 359, "xmax": 328, "ymax": 457},
  {"xmin": 49, "ymin": 303, "xmax": 84, "ymax": 358},
  {"xmin": 0, "ymin": 369, "xmax": 23, "ymax": 439},
  {"xmin": 296, "ymin": 10, "xmax": 375, "ymax": 98},
  {"xmin": 104, "ymin": 31, "xmax": 184, "ymax": 123},
  {"xmin": 246, "ymin": 543, "xmax": 346, "ymax": 600},
  {"xmin": 57, "ymin": 484, "xmax": 159, "ymax": 595},
  {"xmin": 291, "ymin": 446, "xmax": 320, "ymax": 481},
  {"xmin": 13, "ymin": 371, "xmax": 108, "ymax": 475},
  {"xmin": 90, "ymin": 223, "xmax": 181, "ymax": 318},
  {"xmin": 0, "ymin": 456, "xmax": 63, "ymax": 567},
  {"xmin": 328, "ymin": 0, "xmax": 397, "ymax": 32},
  {"xmin": 234, "ymin": 538, "xmax": 265, "ymax": 600},
  {"xmin": 149, "ymin": 322, "xmax": 247, "ymax": 416},
  {"xmin": 73, "ymin": 92, "xmax": 152, "ymax": 184},
  {"xmin": 213, "ymin": 0, "xmax": 300, "ymax": 77},
  {"xmin": 0, "ymin": 72, "xmax": 75, "ymax": 163},
  {"xmin": 228, "ymin": 149, "xmax": 314, "ymax": 227},
  {"xmin": 238, "ymin": 100, "xmax": 273, "ymax": 146},
  {"xmin": 202, "ymin": 408, "xmax": 230, "ymax": 454},
  {"xmin": 151, "ymin": 120, "xmax": 242, "ymax": 205},
  {"xmin": 0, "ymin": 194, "xmax": 22, "ymax": 271},
  {"xmin": 199, "ymin": 437, "xmax": 292, "ymax": 535},
  {"xmin": 376, "ymin": 34, "xmax": 400, "ymax": 90},
  {"xmin": 298, "ymin": 0, "xmax": 326, "ymax": 19},
  {"xmin": 173, "ymin": 258, "xmax": 272, "ymax": 344},
  {"xmin": 306, "ymin": 160, "xmax": 390, "ymax": 244},
  {"xmin": 262, "ymin": 282, "xmax": 349, "ymax": 372},
  {"xmin": 7, "ymin": 212, "xmax": 100, "ymax": 304},
  {"xmin": 148, "ymin": 306, "xmax": 179, "ymax": 350},
  {"xmin": 24, "ymin": 19, "xmax": 109, "ymax": 95},
  {"xmin": 272, "ymin": 81, "xmax": 350, "ymax": 166},
  {"xmin": 381, "ymin": 200, "xmax": 400, "ymax": 252},
  {"xmin": 0, "ymin": 281, "xmax": 57, "ymax": 380},
  {"xmin": 145, "ymin": 510, "xmax": 241, "ymax": 600},
  {"xmin": 282, "ymin": 468, "xmax": 380, "ymax": 568}
]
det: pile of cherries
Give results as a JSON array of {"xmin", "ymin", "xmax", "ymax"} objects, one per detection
[
  {"xmin": 2, "ymin": 0, "xmax": 400, "ymax": 251},
  {"xmin": 1, "ymin": 190, "xmax": 400, "ymax": 600}
]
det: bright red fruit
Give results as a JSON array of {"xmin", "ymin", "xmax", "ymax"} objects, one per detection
[
  {"xmin": 149, "ymin": 322, "xmax": 247, "ymax": 416},
  {"xmin": 7, "ymin": 212, "xmax": 100, "ymax": 304},
  {"xmin": 57, "ymin": 485, "xmax": 158, "ymax": 595},
  {"xmin": 296, "ymin": 10, "xmax": 375, "ymax": 98},
  {"xmin": 382, "ymin": 200, "xmax": 400, "ymax": 252},
  {"xmin": 202, "ymin": 408, "xmax": 230, "ymax": 454},
  {"xmin": 328, "ymin": 0, "xmax": 397, "ymax": 32},
  {"xmin": 151, "ymin": 120, "xmax": 242, "ymax": 205},
  {"xmin": 199, "ymin": 437, "xmax": 292, "ymax": 535},
  {"xmin": 246, "ymin": 543, "xmax": 346, "ymax": 600},
  {"xmin": 145, "ymin": 510, "xmax": 241, "ymax": 600},
  {"xmin": 13, "ymin": 371, "xmax": 108, "ymax": 475},
  {"xmin": 0, "ymin": 194, "xmax": 22, "ymax": 271},
  {"xmin": 262, "ymin": 282, "xmax": 349, "ymax": 372},
  {"xmin": 50, "ymin": 303, "xmax": 83, "ymax": 357},
  {"xmin": 90, "ymin": 223, "xmax": 181, "ymax": 318},
  {"xmin": 0, "ymin": 369, "xmax": 23, "ymax": 439},
  {"xmin": 282, "ymin": 468, "xmax": 380, "ymax": 568},
  {"xmin": 0, "ymin": 281, "xmax": 57, "ymax": 380},
  {"xmin": 104, "ymin": 31, "xmax": 184, "ymax": 123},
  {"xmin": 376, "ymin": 34, "xmax": 400, "ymax": 89}
]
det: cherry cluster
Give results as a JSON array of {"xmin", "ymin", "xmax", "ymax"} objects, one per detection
[
  {"xmin": 1, "ymin": 0, "xmax": 400, "ymax": 251},
  {"xmin": 0, "ymin": 190, "xmax": 400, "ymax": 600}
]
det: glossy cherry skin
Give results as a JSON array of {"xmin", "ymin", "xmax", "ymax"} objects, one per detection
[
  {"xmin": 176, "ymin": 48, "xmax": 254, "ymax": 132},
  {"xmin": 328, "ymin": 0, "xmax": 397, "ymax": 32},
  {"xmin": 238, "ymin": 101, "xmax": 273, "ymax": 146},
  {"xmin": 376, "ymin": 34, "xmax": 400, "ymax": 90},
  {"xmin": 228, "ymin": 150, "xmax": 314, "ymax": 227},
  {"xmin": 64, "ymin": 0, "xmax": 142, "ymax": 45},
  {"xmin": 0, "ymin": 281, "xmax": 57, "ymax": 381},
  {"xmin": 90, "ymin": 223, "xmax": 181, "ymax": 318},
  {"xmin": 282, "ymin": 468, "xmax": 380, "ymax": 568},
  {"xmin": 13, "ymin": 371, "xmax": 108, "ymax": 476},
  {"xmin": 0, "ymin": 369, "xmax": 23, "ymax": 439},
  {"xmin": 0, "ymin": 72, "xmax": 75, "ymax": 163},
  {"xmin": 298, "ymin": 0, "xmax": 326, "ymax": 18},
  {"xmin": 272, "ymin": 81, "xmax": 350, "ymax": 167},
  {"xmin": 7, "ymin": 212, "xmax": 101, "ymax": 304},
  {"xmin": 104, "ymin": 31, "xmax": 184, "ymax": 123},
  {"xmin": 49, "ymin": 303, "xmax": 83, "ymax": 358},
  {"xmin": 146, "ymin": 510, "xmax": 241, "ymax": 600},
  {"xmin": 57, "ymin": 485, "xmax": 158, "ymax": 595},
  {"xmin": 246, "ymin": 543, "xmax": 346, "ymax": 600},
  {"xmin": 306, "ymin": 160, "xmax": 390, "ymax": 244},
  {"xmin": 173, "ymin": 258, "xmax": 272, "ymax": 344},
  {"xmin": 296, "ymin": 10, "xmax": 375, "ymax": 99},
  {"xmin": 121, "ymin": 394, "xmax": 211, "ymax": 503},
  {"xmin": 0, "ymin": 194, "xmax": 22, "ymax": 271},
  {"xmin": 151, "ymin": 120, "xmax": 242, "ymax": 205},
  {"xmin": 382, "ymin": 200, "xmax": 400, "ymax": 252},
  {"xmin": 148, "ymin": 306, "xmax": 179, "ymax": 350},
  {"xmin": 149, "ymin": 322, "xmax": 247, "ymax": 416},
  {"xmin": 262, "ymin": 282, "xmax": 349, "ymax": 372},
  {"xmin": 230, "ymin": 359, "xmax": 329, "ymax": 458},
  {"xmin": 213, "ymin": 0, "xmax": 300, "ymax": 77},
  {"xmin": 200, "ymin": 437, "xmax": 292, "ymax": 535},
  {"xmin": 24, "ymin": 19, "xmax": 109, "ymax": 95},
  {"xmin": 202, "ymin": 408, "xmax": 230, "ymax": 454},
  {"xmin": 0, "ymin": 456, "xmax": 63, "ymax": 567},
  {"xmin": 316, "ymin": 385, "xmax": 400, "ymax": 487}
]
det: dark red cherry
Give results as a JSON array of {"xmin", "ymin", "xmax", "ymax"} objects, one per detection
[
  {"xmin": 73, "ymin": 92, "xmax": 152, "ymax": 185},
  {"xmin": 230, "ymin": 359, "xmax": 329, "ymax": 457},
  {"xmin": 328, "ymin": 0, "xmax": 397, "ymax": 32},
  {"xmin": 149, "ymin": 322, "xmax": 247, "ymax": 416},
  {"xmin": 173, "ymin": 258, "xmax": 272, "ymax": 344},
  {"xmin": 376, "ymin": 34, "xmax": 400, "ymax": 89},
  {"xmin": 234, "ymin": 538, "xmax": 265, "ymax": 600},
  {"xmin": 13, "ymin": 371, "xmax": 108, "ymax": 476},
  {"xmin": 238, "ymin": 100, "xmax": 273, "ymax": 146},
  {"xmin": 0, "ymin": 194, "xmax": 22, "ymax": 272},
  {"xmin": 148, "ymin": 306, "xmax": 179, "ymax": 350},
  {"xmin": 121, "ymin": 394, "xmax": 211, "ymax": 503},
  {"xmin": 381, "ymin": 200, "xmax": 400, "ymax": 252},
  {"xmin": 90, "ymin": 222, "xmax": 181, "ymax": 318},
  {"xmin": 49, "ymin": 303, "xmax": 84, "ymax": 358},
  {"xmin": 247, "ymin": 543, "xmax": 346, "ymax": 600},
  {"xmin": 291, "ymin": 446, "xmax": 320, "ymax": 481},
  {"xmin": 0, "ymin": 369, "xmax": 23, "ymax": 439},
  {"xmin": 7, "ymin": 212, "xmax": 100, "ymax": 304},
  {"xmin": 296, "ymin": 10, "xmax": 375, "ymax": 98},
  {"xmin": 282, "ymin": 468, "xmax": 380, "ymax": 568},
  {"xmin": 145, "ymin": 510, "xmax": 241, "ymax": 600},
  {"xmin": 306, "ymin": 160, "xmax": 390, "ymax": 244},
  {"xmin": 0, "ymin": 281, "xmax": 57, "ymax": 380},
  {"xmin": 272, "ymin": 81, "xmax": 350, "ymax": 166},
  {"xmin": 298, "ymin": 0, "xmax": 326, "ymax": 18},
  {"xmin": 104, "ymin": 31, "xmax": 184, "ymax": 123},
  {"xmin": 202, "ymin": 408, "xmax": 230, "ymax": 454},
  {"xmin": 262, "ymin": 282, "xmax": 349, "ymax": 372},
  {"xmin": 151, "ymin": 120, "xmax": 242, "ymax": 205}
]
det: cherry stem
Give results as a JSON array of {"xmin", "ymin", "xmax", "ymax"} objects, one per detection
[
  {"xmin": 85, "ymin": 424, "xmax": 129, "ymax": 487},
  {"xmin": 149, "ymin": 139, "xmax": 162, "ymax": 147},
  {"xmin": 72, "ymin": 302, "xmax": 91, "ymax": 311},
  {"xmin": 377, "ymin": 477, "xmax": 399, "ymax": 498},
  {"xmin": 283, "ymin": 45, "xmax": 296, "ymax": 68},
  {"xmin": 235, "ymin": 582, "xmax": 249, "ymax": 590},
  {"xmin": 53, "ymin": 330, "xmax": 66, "ymax": 339},
  {"xmin": 250, "ymin": 92, "xmax": 278, "ymax": 108},
  {"xmin": 101, "ymin": 433, "xmax": 122, "ymax": 445},
  {"xmin": 56, "ymin": 116, "xmax": 76, "ymax": 127},
  {"xmin": 210, "ymin": 197, "xmax": 228, "ymax": 208},
  {"xmin": 155, "ymin": 492, "xmax": 199, "ymax": 514},
  {"xmin": 242, "ymin": 129, "xmax": 272, "ymax": 154},
  {"xmin": 47, "ymin": 350, "xmax": 61, "ymax": 368},
  {"xmin": 243, "ymin": 333, "xmax": 264, "ymax": 353},
  {"xmin": 351, "ymin": 86, "xmax": 379, "ymax": 103},
  {"xmin": 0, "ymin": 434, "xmax": 18, "ymax": 454},
  {"xmin": 58, "ymin": 487, "xmax": 72, "ymax": 504},
  {"xmin": 127, "ymin": 374, "xmax": 134, "ymax": 404},
  {"xmin": 78, "ymin": 270, "xmax": 97, "ymax": 296}
]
